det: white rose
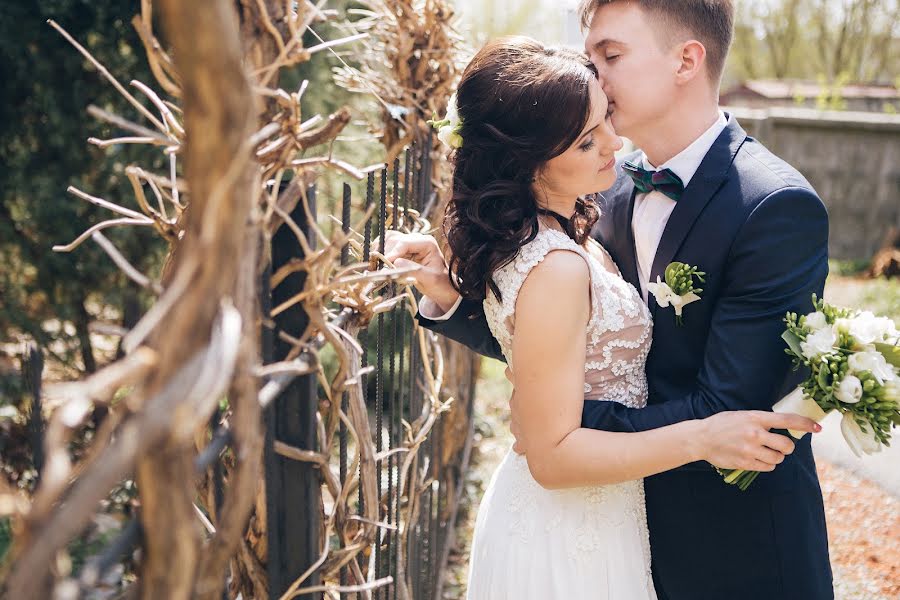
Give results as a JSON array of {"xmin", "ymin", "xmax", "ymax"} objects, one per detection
[
  {"xmin": 848, "ymin": 350, "xmax": 897, "ymax": 384},
  {"xmin": 846, "ymin": 311, "xmax": 895, "ymax": 345},
  {"xmin": 804, "ymin": 311, "xmax": 828, "ymax": 331},
  {"xmin": 437, "ymin": 126, "xmax": 462, "ymax": 149},
  {"xmin": 800, "ymin": 327, "xmax": 836, "ymax": 360},
  {"xmin": 880, "ymin": 319, "xmax": 899, "ymax": 345},
  {"xmin": 832, "ymin": 318, "xmax": 852, "ymax": 336},
  {"xmin": 840, "ymin": 412, "xmax": 882, "ymax": 458},
  {"xmin": 445, "ymin": 93, "xmax": 460, "ymax": 128},
  {"xmin": 834, "ymin": 375, "xmax": 863, "ymax": 404}
]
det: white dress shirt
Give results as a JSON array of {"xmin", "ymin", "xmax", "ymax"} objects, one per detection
[
  {"xmin": 420, "ymin": 111, "xmax": 729, "ymax": 319},
  {"xmin": 632, "ymin": 111, "xmax": 727, "ymax": 302}
]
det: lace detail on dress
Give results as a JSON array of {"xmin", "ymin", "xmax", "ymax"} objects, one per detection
[
  {"xmin": 483, "ymin": 227, "xmax": 653, "ymax": 409},
  {"xmin": 483, "ymin": 229, "xmax": 602, "ymax": 367}
]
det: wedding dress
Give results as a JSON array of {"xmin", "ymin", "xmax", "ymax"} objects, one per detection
[{"xmin": 466, "ymin": 226, "xmax": 658, "ymax": 600}]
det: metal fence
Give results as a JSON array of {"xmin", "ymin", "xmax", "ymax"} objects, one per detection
[
  {"xmin": 265, "ymin": 132, "xmax": 473, "ymax": 600},
  {"xmin": 18, "ymin": 132, "xmax": 475, "ymax": 599}
]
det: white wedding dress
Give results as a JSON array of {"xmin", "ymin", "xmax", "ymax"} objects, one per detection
[{"xmin": 466, "ymin": 227, "xmax": 658, "ymax": 600}]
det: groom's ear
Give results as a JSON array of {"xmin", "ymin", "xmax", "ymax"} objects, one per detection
[{"xmin": 674, "ymin": 40, "xmax": 707, "ymax": 85}]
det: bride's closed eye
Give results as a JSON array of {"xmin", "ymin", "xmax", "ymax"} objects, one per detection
[
  {"xmin": 580, "ymin": 138, "xmax": 595, "ymax": 152},
  {"xmin": 605, "ymin": 54, "xmax": 620, "ymax": 62}
]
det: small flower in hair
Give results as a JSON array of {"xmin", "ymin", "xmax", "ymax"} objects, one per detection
[{"xmin": 428, "ymin": 93, "xmax": 463, "ymax": 149}]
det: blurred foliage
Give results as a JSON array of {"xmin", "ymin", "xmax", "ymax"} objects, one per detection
[
  {"xmin": 729, "ymin": 0, "xmax": 899, "ymax": 87},
  {"xmin": 826, "ymin": 262, "xmax": 900, "ymax": 323},
  {"xmin": 829, "ymin": 259, "xmax": 873, "ymax": 277},
  {"xmin": 0, "ymin": 0, "xmax": 384, "ymax": 379},
  {"xmin": 0, "ymin": 0, "xmax": 167, "ymax": 376}
]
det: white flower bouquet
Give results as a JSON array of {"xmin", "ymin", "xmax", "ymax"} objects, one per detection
[{"xmin": 718, "ymin": 295, "xmax": 900, "ymax": 490}]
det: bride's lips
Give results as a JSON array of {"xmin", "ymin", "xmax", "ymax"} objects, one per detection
[{"xmin": 598, "ymin": 157, "xmax": 615, "ymax": 172}]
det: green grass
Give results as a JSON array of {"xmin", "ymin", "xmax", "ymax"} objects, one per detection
[
  {"xmin": 0, "ymin": 517, "xmax": 10, "ymax": 565},
  {"xmin": 825, "ymin": 273, "xmax": 900, "ymax": 323},
  {"xmin": 829, "ymin": 259, "xmax": 872, "ymax": 277}
]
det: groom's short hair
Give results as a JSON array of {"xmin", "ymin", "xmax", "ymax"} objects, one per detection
[{"xmin": 579, "ymin": 0, "xmax": 735, "ymax": 83}]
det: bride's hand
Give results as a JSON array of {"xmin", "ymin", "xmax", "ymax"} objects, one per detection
[
  {"xmin": 697, "ymin": 411, "xmax": 822, "ymax": 472},
  {"xmin": 376, "ymin": 231, "xmax": 460, "ymax": 312}
]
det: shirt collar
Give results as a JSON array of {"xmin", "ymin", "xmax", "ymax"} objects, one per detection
[{"xmin": 640, "ymin": 110, "xmax": 728, "ymax": 188}]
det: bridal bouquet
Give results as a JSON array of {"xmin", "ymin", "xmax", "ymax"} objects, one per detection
[{"xmin": 718, "ymin": 296, "xmax": 900, "ymax": 491}]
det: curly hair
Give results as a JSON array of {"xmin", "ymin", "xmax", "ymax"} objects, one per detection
[{"xmin": 443, "ymin": 36, "xmax": 601, "ymax": 302}]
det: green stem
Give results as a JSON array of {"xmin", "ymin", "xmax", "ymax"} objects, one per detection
[{"xmin": 723, "ymin": 468, "xmax": 744, "ymax": 484}]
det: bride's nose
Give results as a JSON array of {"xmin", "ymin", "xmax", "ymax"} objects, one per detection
[{"xmin": 600, "ymin": 132, "xmax": 624, "ymax": 155}]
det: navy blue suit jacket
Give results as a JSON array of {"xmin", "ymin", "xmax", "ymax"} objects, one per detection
[{"xmin": 416, "ymin": 116, "xmax": 833, "ymax": 599}]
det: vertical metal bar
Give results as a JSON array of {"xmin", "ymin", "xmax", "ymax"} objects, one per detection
[
  {"xmin": 393, "ymin": 318, "xmax": 406, "ymax": 600},
  {"xmin": 340, "ymin": 183, "xmax": 352, "ymax": 598},
  {"xmin": 431, "ymin": 417, "xmax": 443, "ymax": 598},
  {"xmin": 265, "ymin": 185, "xmax": 320, "ymax": 600},
  {"xmin": 425, "ymin": 469, "xmax": 435, "ymax": 597},
  {"xmin": 415, "ymin": 138, "xmax": 426, "ymax": 214},
  {"xmin": 358, "ymin": 173, "xmax": 375, "ymax": 587},
  {"xmin": 375, "ymin": 167, "xmax": 388, "ymax": 596},
  {"xmin": 402, "ymin": 145, "xmax": 412, "ymax": 230},
  {"xmin": 421, "ymin": 129, "xmax": 435, "ymax": 218},
  {"xmin": 388, "ymin": 157, "xmax": 402, "ymax": 597}
]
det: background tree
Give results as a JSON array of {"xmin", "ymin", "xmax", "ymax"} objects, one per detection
[
  {"xmin": 728, "ymin": 0, "xmax": 899, "ymax": 86},
  {"xmin": 0, "ymin": 0, "xmax": 167, "ymax": 375}
]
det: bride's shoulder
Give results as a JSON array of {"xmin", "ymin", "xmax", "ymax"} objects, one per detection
[
  {"xmin": 515, "ymin": 249, "xmax": 591, "ymax": 312},
  {"xmin": 509, "ymin": 228, "xmax": 579, "ymax": 268}
]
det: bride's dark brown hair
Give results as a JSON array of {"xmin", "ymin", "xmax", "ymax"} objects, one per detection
[{"xmin": 443, "ymin": 36, "xmax": 601, "ymax": 302}]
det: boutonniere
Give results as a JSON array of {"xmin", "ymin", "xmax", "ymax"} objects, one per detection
[{"xmin": 646, "ymin": 262, "xmax": 705, "ymax": 326}]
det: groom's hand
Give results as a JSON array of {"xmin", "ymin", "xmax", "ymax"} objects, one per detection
[{"xmin": 699, "ymin": 411, "xmax": 822, "ymax": 472}]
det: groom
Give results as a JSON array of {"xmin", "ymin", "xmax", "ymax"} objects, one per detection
[{"xmin": 408, "ymin": 1, "xmax": 833, "ymax": 599}]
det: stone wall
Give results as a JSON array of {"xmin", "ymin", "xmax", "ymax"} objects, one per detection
[{"xmin": 726, "ymin": 106, "xmax": 900, "ymax": 260}]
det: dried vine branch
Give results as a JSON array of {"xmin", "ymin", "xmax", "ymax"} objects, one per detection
[{"xmin": 5, "ymin": 1, "xmax": 467, "ymax": 599}]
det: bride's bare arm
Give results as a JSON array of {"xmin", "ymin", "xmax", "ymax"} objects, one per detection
[{"xmin": 513, "ymin": 250, "xmax": 819, "ymax": 490}]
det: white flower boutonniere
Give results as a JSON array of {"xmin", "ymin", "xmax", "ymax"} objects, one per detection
[
  {"xmin": 427, "ymin": 93, "xmax": 463, "ymax": 150},
  {"xmin": 646, "ymin": 262, "xmax": 705, "ymax": 326}
]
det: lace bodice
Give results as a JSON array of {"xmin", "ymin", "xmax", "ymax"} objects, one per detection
[{"xmin": 483, "ymin": 227, "xmax": 653, "ymax": 408}]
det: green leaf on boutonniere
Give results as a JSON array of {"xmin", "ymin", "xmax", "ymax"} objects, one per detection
[{"xmin": 782, "ymin": 330, "xmax": 804, "ymax": 358}]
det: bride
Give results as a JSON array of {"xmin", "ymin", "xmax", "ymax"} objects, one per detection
[{"xmin": 382, "ymin": 36, "xmax": 819, "ymax": 599}]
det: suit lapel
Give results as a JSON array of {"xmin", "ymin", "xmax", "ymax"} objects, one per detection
[
  {"xmin": 621, "ymin": 186, "xmax": 641, "ymax": 293},
  {"xmin": 648, "ymin": 117, "xmax": 749, "ymax": 320}
]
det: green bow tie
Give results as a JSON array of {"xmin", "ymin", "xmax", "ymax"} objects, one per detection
[{"xmin": 622, "ymin": 160, "xmax": 685, "ymax": 201}]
